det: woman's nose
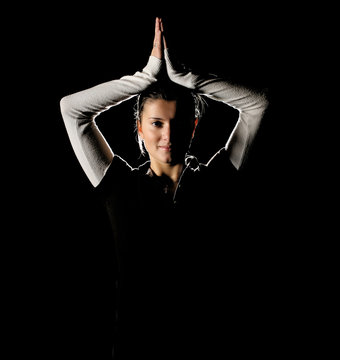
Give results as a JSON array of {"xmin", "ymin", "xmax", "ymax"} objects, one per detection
[{"xmin": 162, "ymin": 125, "xmax": 170, "ymax": 141}]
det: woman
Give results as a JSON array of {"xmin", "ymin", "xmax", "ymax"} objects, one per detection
[{"xmin": 60, "ymin": 17, "xmax": 268, "ymax": 360}]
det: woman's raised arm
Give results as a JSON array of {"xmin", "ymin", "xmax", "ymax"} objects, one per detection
[
  {"xmin": 60, "ymin": 19, "xmax": 163, "ymax": 187},
  {"xmin": 163, "ymin": 44, "xmax": 268, "ymax": 170}
]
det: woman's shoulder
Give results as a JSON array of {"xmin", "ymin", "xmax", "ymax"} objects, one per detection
[
  {"xmin": 95, "ymin": 155, "xmax": 150, "ymax": 196},
  {"xmin": 195, "ymin": 148, "xmax": 237, "ymax": 174}
]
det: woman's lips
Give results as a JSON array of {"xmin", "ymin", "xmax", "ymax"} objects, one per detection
[{"xmin": 158, "ymin": 145, "xmax": 171, "ymax": 151}]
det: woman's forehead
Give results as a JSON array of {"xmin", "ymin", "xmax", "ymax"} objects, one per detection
[
  {"xmin": 142, "ymin": 98, "xmax": 194, "ymax": 117},
  {"xmin": 142, "ymin": 99, "xmax": 177, "ymax": 117}
]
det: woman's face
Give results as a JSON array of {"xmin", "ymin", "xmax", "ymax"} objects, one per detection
[{"xmin": 138, "ymin": 99, "xmax": 195, "ymax": 166}]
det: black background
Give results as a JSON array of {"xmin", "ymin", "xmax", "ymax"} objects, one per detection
[{"xmin": 5, "ymin": 3, "xmax": 333, "ymax": 359}]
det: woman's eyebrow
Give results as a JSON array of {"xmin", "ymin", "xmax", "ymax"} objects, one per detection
[{"xmin": 148, "ymin": 116, "xmax": 165, "ymax": 120}]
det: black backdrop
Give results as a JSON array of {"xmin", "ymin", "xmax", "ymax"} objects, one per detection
[{"xmin": 6, "ymin": 4, "xmax": 328, "ymax": 359}]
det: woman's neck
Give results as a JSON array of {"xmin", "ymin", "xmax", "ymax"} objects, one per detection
[{"xmin": 150, "ymin": 161, "xmax": 184, "ymax": 185}]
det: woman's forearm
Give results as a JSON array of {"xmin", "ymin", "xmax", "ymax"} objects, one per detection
[{"xmin": 60, "ymin": 56, "xmax": 162, "ymax": 187}]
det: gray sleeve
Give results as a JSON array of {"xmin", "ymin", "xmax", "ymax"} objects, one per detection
[
  {"xmin": 60, "ymin": 56, "xmax": 163, "ymax": 187},
  {"xmin": 164, "ymin": 48, "xmax": 269, "ymax": 169}
]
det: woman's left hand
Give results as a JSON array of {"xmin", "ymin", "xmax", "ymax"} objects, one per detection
[{"xmin": 151, "ymin": 17, "xmax": 163, "ymax": 59}]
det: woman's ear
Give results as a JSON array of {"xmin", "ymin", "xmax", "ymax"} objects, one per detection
[{"xmin": 137, "ymin": 120, "xmax": 144, "ymax": 138}]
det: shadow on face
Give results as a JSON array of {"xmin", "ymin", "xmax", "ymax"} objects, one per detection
[{"xmin": 138, "ymin": 98, "xmax": 197, "ymax": 164}]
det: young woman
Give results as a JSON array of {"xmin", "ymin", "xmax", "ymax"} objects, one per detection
[{"xmin": 60, "ymin": 17, "xmax": 268, "ymax": 360}]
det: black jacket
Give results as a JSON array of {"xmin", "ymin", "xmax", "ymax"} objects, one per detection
[{"xmin": 95, "ymin": 149, "xmax": 271, "ymax": 359}]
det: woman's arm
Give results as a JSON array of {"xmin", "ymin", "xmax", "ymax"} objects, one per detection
[
  {"xmin": 60, "ymin": 18, "xmax": 163, "ymax": 187},
  {"xmin": 164, "ymin": 48, "xmax": 269, "ymax": 170}
]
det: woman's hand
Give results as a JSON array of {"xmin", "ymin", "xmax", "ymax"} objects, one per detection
[
  {"xmin": 161, "ymin": 18, "xmax": 168, "ymax": 50},
  {"xmin": 151, "ymin": 17, "xmax": 167, "ymax": 59}
]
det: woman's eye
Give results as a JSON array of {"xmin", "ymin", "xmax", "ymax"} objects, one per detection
[{"xmin": 152, "ymin": 121, "xmax": 162, "ymax": 127}]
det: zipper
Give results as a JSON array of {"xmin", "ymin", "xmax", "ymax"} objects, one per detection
[{"xmin": 173, "ymin": 164, "xmax": 189, "ymax": 203}]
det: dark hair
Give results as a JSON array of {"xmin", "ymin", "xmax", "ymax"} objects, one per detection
[{"xmin": 134, "ymin": 80, "xmax": 206, "ymax": 155}]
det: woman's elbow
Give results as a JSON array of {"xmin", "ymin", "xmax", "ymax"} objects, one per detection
[
  {"xmin": 59, "ymin": 95, "xmax": 73, "ymax": 117},
  {"xmin": 60, "ymin": 94, "xmax": 83, "ymax": 123},
  {"xmin": 259, "ymin": 88, "xmax": 270, "ymax": 112}
]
